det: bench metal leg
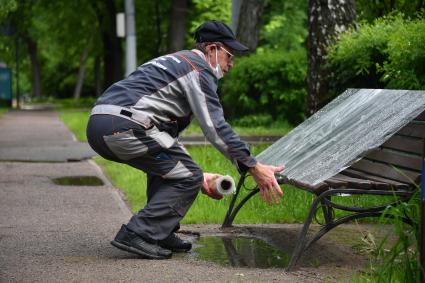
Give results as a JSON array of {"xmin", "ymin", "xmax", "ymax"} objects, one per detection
[
  {"xmin": 286, "ymin": 189, "xmax": 414, "ymax": 271},
  {"xmin": 286, "ymin": 192, "xmax": 324, "ymax": 271},
  {"xmin": 223, "ymin": 173, "xmax": 250, "ymax": 227},
  {"xmin": 320, "ymin": 196, "xmax": 334, "ymax": 225}
]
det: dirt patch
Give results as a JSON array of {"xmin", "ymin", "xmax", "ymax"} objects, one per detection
[{"xmin": 178, "ymin": 223, "xmax": 393, "ymax": 282}]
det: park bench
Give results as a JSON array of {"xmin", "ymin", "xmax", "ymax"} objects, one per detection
[{"xmin": 221, "ymin": 89, "xmax": 425, "ymax": 271}]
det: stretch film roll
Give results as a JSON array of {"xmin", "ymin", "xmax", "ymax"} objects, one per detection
[{"xmin": 216, "ymin": 175, "xmax": 236, "ymax": 196}]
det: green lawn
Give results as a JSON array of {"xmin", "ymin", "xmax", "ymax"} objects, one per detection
[
  {"xmin": 60, "ymin": 110, "xmax": 395, "ymax": 224},
  {"xmin": 0, "ymin": 107, "xmax": 8, "ymax": 117},
  {"xmin": 60, "ymin": 111, "xmax": 90, "ymax": 142},
  {"xmin": 59, "ymin": 110, "xmax": 292, "ymax": 142}
]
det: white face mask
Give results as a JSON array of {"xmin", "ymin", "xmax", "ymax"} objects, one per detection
[{"xmin": 209, "ymin": 48, "xmax": 224, "ymax": 80}]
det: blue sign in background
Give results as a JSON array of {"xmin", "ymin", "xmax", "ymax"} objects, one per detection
[{"xmin": 0, "ymin": 67, "xmax": 12, "ymax": 102}]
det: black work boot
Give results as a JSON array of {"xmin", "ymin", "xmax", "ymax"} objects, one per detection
[
  {"xmin": 111, "ymin": 225, "xmax": 172, "ymax": 259},
  {"xmin": 159, "ymin": 233, "xmax": 192, "ymax": 252}
]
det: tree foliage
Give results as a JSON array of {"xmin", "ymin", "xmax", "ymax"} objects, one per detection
[
  {"xmin": 221, "ymin": 49, "xmax": 306, "ymax": 125},
  {"xmin": 327, "ymin": 14, "xmax": 425, "ymax": 93},
  {"xmin": 0, "ymin": 0, "xmax": 17, "ymax": 19},
  {"xmin": 186, "ymin": 0, "xmax": 231, "ymax": 47},
  {"xmin": 1, "ymin": 0, "xmax": 422, "ymax": 126},
  {"xmin": 260, "ymin": 0, "xmax": 307, "ymax": 51},
  {"xmin": 356, "ymin": 0, "xmax": 425, "ymax": 22}
]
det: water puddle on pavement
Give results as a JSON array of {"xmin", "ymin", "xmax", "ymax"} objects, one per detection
[
  {"xmin": 52, "ymin": 176, "xmax": 104, "ymax": 186},
  {"xmin": 190, "ymin": 235, "xmax": 290, "ymax": 268}
]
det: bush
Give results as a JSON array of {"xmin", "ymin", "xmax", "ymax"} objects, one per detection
[
  {"xmin": 327, "ymin": 14, "xmax": 425, "ymax": 94},
  {"xmin": 221, "ymin": 49, "xmax": 307, "ymax": 125},
  {"xmin": 230, "ymin": 114, "xmax": 274, "ymax": 127}
]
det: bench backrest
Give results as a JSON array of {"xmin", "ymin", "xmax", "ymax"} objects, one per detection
[{"xmin": 347, "ymin": 110, "xmax": 425, "ymax": 186}]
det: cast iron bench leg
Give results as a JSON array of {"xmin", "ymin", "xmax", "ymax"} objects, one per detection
[
  {"xmin": 222, "ymin": 173, "xmax": 247, "ymax": 228},
  {"xmin": 286, "ymin": 192, "xmax": 325, "ymax": 271}
]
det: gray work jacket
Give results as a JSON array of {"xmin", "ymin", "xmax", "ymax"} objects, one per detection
[{"xmin": 92, "ymin": 49, "xmax": 256, "ymax": 171}]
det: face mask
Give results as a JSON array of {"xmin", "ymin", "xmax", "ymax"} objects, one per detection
[{"xmin": 209, "ymin": 48, "xmax": 224, "ymax": 80}]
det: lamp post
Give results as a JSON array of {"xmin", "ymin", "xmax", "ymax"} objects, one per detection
[{"xmin": 124, "ymin": 0, "xmax": 137, "ymax": 76}]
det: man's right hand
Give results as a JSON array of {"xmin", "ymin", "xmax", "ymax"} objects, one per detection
[{"xmin": 248, "ymin": 162, "xmax": 284, "ymax": 205}]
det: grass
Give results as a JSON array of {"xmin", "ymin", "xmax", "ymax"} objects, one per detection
[
  {"xmin": 0, "ymin": 107, "xmax": 8, "ymax": 117},
  {"xmin": 94, "ymin": 145, "xmax": 312, "ymax": 223},
  {"xmin": 60, "ymin": 111, "xmax": 90, "ymax": 142},
  {"xmin": 28, "ymin": 96, "xmax": 96, "ymax": 110},
  {"xmin": 183, "ymin": 119, "xmax": 292, "ymax": 136},
  {"xmin": 59, "ymin": 110, "xmax": 292, "ymax": 140},
  {"xmin": 350, "ymin": 193, "xmax": 420, "ymax": 282},
  {"xmin": 94, "ymin": 151, "xmax": 398, "ymax": 224}
]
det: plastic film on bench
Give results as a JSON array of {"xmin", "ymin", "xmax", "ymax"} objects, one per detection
[{"xmin": 257, "ymin": 89, "xmax": 425, "ymax": 186}]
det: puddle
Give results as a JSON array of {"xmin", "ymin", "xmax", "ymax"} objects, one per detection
[
  {"xmin": 191, "ymin": 235, "xmax": 290, "ymax": 268},
  {"xmin": 52, "ymin": 176, "xmax": 104, "ymax": 186}
]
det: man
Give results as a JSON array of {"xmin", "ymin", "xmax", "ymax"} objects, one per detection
[{"xmin": 86, "ymin": 20, "xmax": 284, "ymax": 259}]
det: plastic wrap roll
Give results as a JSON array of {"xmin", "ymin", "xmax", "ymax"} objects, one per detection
[{"xmin": 216, "ymin": 175, "xmax": 236, "ymax": 195}]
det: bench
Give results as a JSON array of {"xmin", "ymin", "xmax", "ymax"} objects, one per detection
[{"xmin": 222, "ymin": 103, "xmax": 425, "ymax": 271}]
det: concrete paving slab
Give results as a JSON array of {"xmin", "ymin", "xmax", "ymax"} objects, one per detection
[{"xmin": 0, "ymin": 110, "xmax": 95, "ymax": 162}]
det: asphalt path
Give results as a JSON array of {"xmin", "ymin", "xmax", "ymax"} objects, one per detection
[{"xmin": 0, "ymin": 110, "xmax": 326, "ymax": 282}]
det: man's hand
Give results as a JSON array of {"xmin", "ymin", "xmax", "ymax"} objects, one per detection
[
  {"xmin": 249, "ymin": 162, "xmax": 285, "ymax": 205},
  {"xmin": 202, "ymin": 173, "xmax": 224, "ymax": 200}
]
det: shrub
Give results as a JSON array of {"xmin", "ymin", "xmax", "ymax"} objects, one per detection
[
  {"xmin": 221, "ymin": 49, "xmax": 307, "ymax": 125},
  {"xmin": 327, "ymin": 14, "xmax": 425, "ymax": 94}
]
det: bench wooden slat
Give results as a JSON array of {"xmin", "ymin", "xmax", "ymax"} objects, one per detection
[
  {"xmin": 348, "ymin": 159, "xmax": 421, "ymax": 185},
  {"xmin": 365, "ymin": 149, "xmax": 423, "ymax": 172},
  {"xmin": 323, "ymin": 178, "xmax": 348, "ymax": 188},
  {"xmin": 341, "ymin": 169, "xmax": 411, "ymax": 190},
  {"xmin": 381, "ymin": 135, "xmax": 424, "ymax": 155},
  {"xmin": 329, "ymin": 174, "xmax": 374, "ymax": 189},
  {"xmin": 287, "ymin": 179, "xmax": 329, "ymax": 194},
  {"xmin": 415, "ymin": 110, "xmax": 425, "ymax": 121},
  {"xmin": 397, "ymin": 121, "xmax": 425, "ymax": 139}
]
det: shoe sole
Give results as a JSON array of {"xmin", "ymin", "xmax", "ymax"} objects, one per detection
[
  {"xmin": 165, "ymin": 247, "xmax": 192, "ymax": 253},
  {"xmin": 111, "ymin": 240, "xmax": 172, "ymax": 259}
]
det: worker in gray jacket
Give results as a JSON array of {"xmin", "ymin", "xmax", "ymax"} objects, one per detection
[{"xmin": 86, "ymin": 20, "xmax": 284, "ymax": 259}]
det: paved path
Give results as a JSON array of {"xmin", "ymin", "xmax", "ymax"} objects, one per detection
[
  {"xmin": 0, "ymin": 110, "xmax": 329, "ymax": 282},
  {"xmin": 0, "ymin": 110, "xmax": 95, "ymax": 162}
]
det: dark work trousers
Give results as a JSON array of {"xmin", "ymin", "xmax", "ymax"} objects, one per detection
[{"xmin": 86, "ymin": 114, "xmax": 203, "ymax": 242}]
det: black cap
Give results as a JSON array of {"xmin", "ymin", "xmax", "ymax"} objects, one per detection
[{"xmin": 194, "ymin": 20, "xmax": 249, "ymax": 53}]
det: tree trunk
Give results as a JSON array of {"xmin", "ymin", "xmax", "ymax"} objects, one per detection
[
  {"xmin": 231, "ymin": 0, "xmax": 241, "ymax": 33},
  {"xmin": 101, "ymin": 0, "xmax": 124, "ymax": 90},
  {"xmin": 168, "ymin": 0, "xmax": 188, "ymax": 53},
  {"xmin": 73, "ymin": 48, "xmax": 89, "ymax": 99},
  {"xmin": 94, "ymin": 56, "xmax": 102, "ymax": 97},
  {"xmin": 305, "ymin": 0, "xmax": 356, "ymax": 117},
  {"xmin": 25, "ymin": 36, "xmax": 42, "ymax": 98},
  {"xmin": 235, "ymin": 0, "xmax": 266, "ymax": 52}
]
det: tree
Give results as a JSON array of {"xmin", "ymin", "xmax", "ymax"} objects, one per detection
[
  {"xmin": 235, "ymin": 0, "xmax": 266, "ymax": 51},
  {"xmin": 168, "ymin": 0, "xmax": 188, "ymax": 52},
  {"xmin": 0, "ymin": 0, "xmax": 17, "ymax": 19},
  {"xmin": 94, "ymin": 0, "xmax": 124, "ymax": 90},
  {"xmin": 4, "ymin": 0, "xmax": 43, "ymax": 98},
  {"xmin": 305, "ymin": 0, "xmax": 356, "ymax": 117}
]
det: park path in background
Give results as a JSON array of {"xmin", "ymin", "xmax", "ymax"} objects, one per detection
[{"xmin": 0, "ymin": 110, "xmax": 326, "ymax": 282}]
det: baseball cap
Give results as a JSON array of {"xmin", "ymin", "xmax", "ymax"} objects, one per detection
[{"xmin": 194, "ymin": 20, "xmax": 249, "ymax": 53}]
